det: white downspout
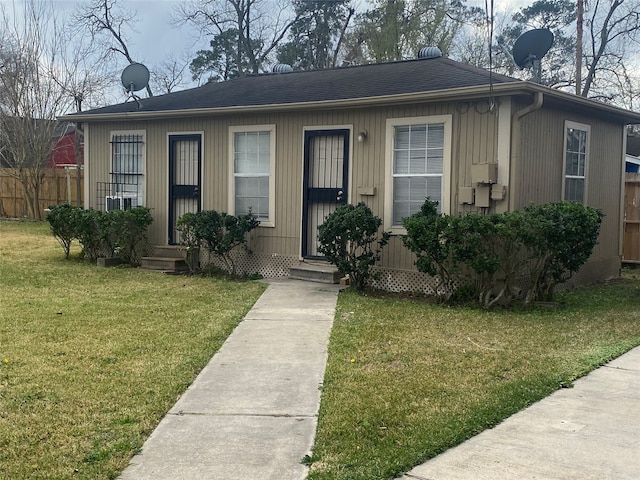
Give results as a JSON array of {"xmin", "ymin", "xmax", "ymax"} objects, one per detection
[
  {"xmin": 510, "ymin": 92, "xmax": 544, "ymax": 211},
  {"xmin": 620, "ymin": 129, "xmax": 628, "ymax": 260}
]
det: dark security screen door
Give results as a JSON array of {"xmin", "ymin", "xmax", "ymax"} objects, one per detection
[
  {"xmin": 302, "ymin": 129, "xmax": 349, "ymax": 258},
  {"xmin": 168, "ymin": 134, "xmax": 201, "ymax": 244}
]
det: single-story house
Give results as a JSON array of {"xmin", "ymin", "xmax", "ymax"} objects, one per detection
[{"xmin": 61, "ymin": 54, "xmax": 640, "ymax": 291}]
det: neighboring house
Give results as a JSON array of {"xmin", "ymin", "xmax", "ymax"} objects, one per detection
[
  {"xmin": 0, "ymin": 120, "xmax": 82, "ymax": 169},
  {"xmin": 626, "ymin": 154, "xmax": 640, "ymax": 173},
  {"xmin": 628, "ymin": 131, "xmax": 640, "ymax": 157},
  {"xmin": 61, "ymin": 55, "xmax": 640, "ymax": 291},
  {"xmin": 626, "ymin": 131, "xmax": 640, "ymax": 172},
  {"xmin": 47, "ymin": 123, "xmax": 83, "ymax": 169}
]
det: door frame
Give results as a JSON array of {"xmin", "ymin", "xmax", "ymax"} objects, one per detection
[
  {"xmin": 167, "ymin": 132, "xmax": 203, "ymax": 245},
  {"xmin": 300, "ymin": 126, "xmax": 353, "ymax": 259}
]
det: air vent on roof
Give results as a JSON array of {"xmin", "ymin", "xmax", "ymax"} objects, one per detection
[
  {"xmin": 417, "ymin": 47, "xmax": 443, "ymax": 59},
  {"xmin": 272, "ymin": 64, "xmax": 293, "ymax": 73}
]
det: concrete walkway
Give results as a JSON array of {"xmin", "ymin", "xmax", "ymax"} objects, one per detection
[
  {"xmin": 118, "ymin": 279, "xmax": 342, "ymax": 480},
  {"xmin": 399, "ymin": 346, "xmax": 640, "ymax": 480}
]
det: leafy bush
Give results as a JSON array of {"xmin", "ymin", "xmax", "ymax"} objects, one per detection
[
  {"xmin": 176, "ymin": 210, "xmax": 259, "ymax": 275},
  {"xmin": 46, "ymin": 205, "xmax": 154, "ymax": 266},
  {"xmin": 46, "ymin": 203, "xmax": 80, "ymax": 259},
  {"xmin": 317, "ymin": 202, "xmax": 390, "ymax": 292},
  {"xmin": 175, "ymin": 212, "xmax": 201, "ymax": 273},
  {"xmin": 403, "ymin": 200, "xmax": 474, "ymax": 299},
  {"xmin": 110, "ymin": 207, "xmax": 153, "ymax": 266},
  {"xmin": 74, "ymin": 209, "xmax": 109, "ymax": 262},
  {"xmin": 403, "ymin": 200, "xmax": 603, "ymax": 307},
  {"xmin": 522, "ymin": 202, "xmax": 603, "ymax": 302},
  {"xmin": 403, "ymin": 200, "xmax": 503, "ymax": 303}
]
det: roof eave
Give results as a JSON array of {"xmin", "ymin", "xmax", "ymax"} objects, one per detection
[
  {"xmin": 58, "ymin": 83, "xmax": 523, "ymax": 122},
  {"xmin": 524, "ymin": 82, "xmax": 640, "ymax": 123},
  {"xmin": 59, "ymin": 81, "xmax": 640, "ymax": 124}
]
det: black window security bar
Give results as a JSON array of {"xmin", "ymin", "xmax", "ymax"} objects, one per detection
[
  {"xmin": 111, "ymin": 134, "xmax": 143, "ymax": 185},
  {"xmin": 96, "ymin": 182, "xmax": 142, "ymax": 211}
]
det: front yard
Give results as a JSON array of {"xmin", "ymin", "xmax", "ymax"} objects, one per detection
[
  {"xmin": 308, "ymin": 277, "xmax": 640, "ymax": 479},
  {"xmin": 0, "ymin": 221, "xmax": 266, "ymax": 479},
  {"xmin": 2, "ymin": 221, "xmax": 640, "ymax": 480}
]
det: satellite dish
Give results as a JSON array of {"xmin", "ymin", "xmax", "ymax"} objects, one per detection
[
  {"xmin": 121, "ymin": 63, "xmax": 150, "ymax": 93},
  {"xmin": 512, "ymin": 29, "xmax": 554, "ymax": 82}
]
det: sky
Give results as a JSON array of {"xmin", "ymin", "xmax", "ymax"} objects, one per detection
[
  {"xmin": 1, "ymin": 0, "xmax": 531, "ymax": 106},
  {"xmin": 75, "ymin": 0, "xmax": 527, "ymax": 68},
  {"xmin": 2, "ymin": 0, "xmax": 528, "ymax": 69},
  {"xmin": 1, "ymin": 1, "xmax": 202, "ymax": 72},
  {"xmin": 103, "ymin": 1, "xmax": 202, "ymax": 67}
]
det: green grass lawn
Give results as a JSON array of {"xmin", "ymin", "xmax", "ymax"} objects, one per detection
[
  {"xmin": 4, "ymin": 221, "xmax": 640, "ymax": 480},
  {"xmin": 0, "ymin": 221, "xmax": 266, "ymax": 480},
  {"xmin": 308, "ymin": 277, "xmax": 640, "ymax": 480}
]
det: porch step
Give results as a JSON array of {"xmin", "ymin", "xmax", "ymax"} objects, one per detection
[
  {"xmin": 289, "ymin": 263, "xmax": 342, "ymax": 284},
  {"xmin": 140, "ymin": 256, "xmax": 188, "ymax": 274}
]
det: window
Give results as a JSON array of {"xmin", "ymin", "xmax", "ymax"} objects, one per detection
[
  {"xmin": 110, "ymin": 131, "xmax": 145, "ymax": 206},
  {"xmin": 563, "ymin": 121, "xmax": 590, "ymax": 203},
  {"xmin": 229, "ymin": 125, "xmax": 275, "ymax": 226},
  {"xmin": 385, "ymin": 115, "xmax": 451, "ymax": 230}
]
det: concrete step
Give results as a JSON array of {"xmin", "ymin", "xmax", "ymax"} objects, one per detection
[
  {"xmin": 289, "ymin": 263, "xmax": 342, "ymax": 284},
  {"xmin": 140, "ymin": 256, "xmax": 189, "ymax": 274}
]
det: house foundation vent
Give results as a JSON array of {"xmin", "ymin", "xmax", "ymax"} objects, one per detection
[{"xmin": 417, "ymin": 47, "xmax": 443, "ymax": 59}]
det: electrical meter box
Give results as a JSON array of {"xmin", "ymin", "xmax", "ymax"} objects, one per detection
[
  {"xmin": 475, "ymin": 186, "xmax": 491, "ymax": 207},
  {"xmin": 459, "ymin": 187, "xmax": 474, "ymax": 204},
  {"xmin": 471, "ymin": 163, "xmax": 498, "ymax": 184}
]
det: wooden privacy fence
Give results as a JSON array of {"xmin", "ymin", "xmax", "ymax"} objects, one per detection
[
  {"xmin": 624, "ymin": 173, "xmax": 640, "ymax": 264},
  {"xmin": 0, "ymin": 167, "xmax": 83, "ymax": 219}
]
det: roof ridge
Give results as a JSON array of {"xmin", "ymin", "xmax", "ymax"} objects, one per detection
[
  {"xmin": 241, "ymin": 56, "xmax": 447, "ymax": 78},
  {"xmin": 437, "ymin": 57, "xmax": 517, "ymax": 82}
]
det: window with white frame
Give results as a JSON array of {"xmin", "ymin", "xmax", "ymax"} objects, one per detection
[
  {"xmin": 110, "ymin": 131, "xmax": 144, "ymax": 206},
  {"xmin": 229, "ymin": 125, "xmax": 275, "ymax": 226},
  {"xmin": 563, "ymin": 121, "xmax": 590, "ymax": 203},
  {"xmin": 386, "ymin": 116, "xmax": 451, "ymax": 230}
]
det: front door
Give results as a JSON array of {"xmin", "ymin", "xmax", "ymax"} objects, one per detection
[
  {"xmin": 302, "ymin": 129, "xmax": 350, "ymax": 258},
  {"xmin": 168, "ymin": 134, "xmax": 202, "ymax": 244}
]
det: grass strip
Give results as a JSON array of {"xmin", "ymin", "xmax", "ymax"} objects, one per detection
[
  {"xmin": 0, "ymin": 221, "xmax": 266, "ymax": 479},
  {"xmin": 308, "ymin": 278, "xmax": 640, "ymax": 479}
]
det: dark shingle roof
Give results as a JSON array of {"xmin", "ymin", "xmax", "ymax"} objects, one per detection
[{"xmin": 78, "ymin": 57, "xmax": 518, "ymax": 116}]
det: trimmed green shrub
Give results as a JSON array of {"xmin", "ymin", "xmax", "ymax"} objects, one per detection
[
  {"xmin": 74, "ymin": 209, "xmax": 108, "ymax": 262},
  {"xmin": 402, "ymin": 200, "xmax": 603, "ymax": 307},
  {"xmin": 522, "ymin": 202, "xmax": 604, "ymax": 302},
  {"xmin": 175, "ymin": 212, "xmax": 201, "ymax": 273},
  {"xmin": 46, "ymin": 205, "xmax": 154, "ymax": 266},
  {"xmin": 176, "ymin": 210, "xmax": 259, "ymax": 275},
  {"xmin": 402, "ymin": 200, "xmax": 504, "ymax": 303},
  {"xmin": 106, "ymin": 207, "xmax": 153, "ymax": 266},
  {"xmin": 317, "ymin": 202, "xmax": 390, "ymax": 292},
  {"xmin": 46, "ymin": 203, "xmax": 81, "ymax": 259},
  {"xmin": 401, "ymin": 200, "xmax": 451, "ymax": 296}
]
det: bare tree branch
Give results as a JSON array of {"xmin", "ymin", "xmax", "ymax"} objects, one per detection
[
  {"xmin": 75, "ymin": 0, "xmax": 153, "ymax": 96},
  {"xmin": 179, "ymin": 0, "xmax": 301, "ymax": 77},
  {"xmin": 0, "ymin": 1, "xmax": 78, "ymax": 218},
  {"xmin": 582, "ymin": 0, "xmax": 640, "ymax": 97}
]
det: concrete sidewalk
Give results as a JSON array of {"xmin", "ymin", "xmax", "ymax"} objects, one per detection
[
  {"xmin": 399, "ymin": 346, "xmax": 640, "ymax": 480},
  {"xmin": 118, "ymin": 279, "xmax": 342, "ymax": 480}
]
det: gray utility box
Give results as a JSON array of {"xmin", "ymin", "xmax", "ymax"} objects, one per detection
[{"xmin": 471, "ymin": 163, "xmax": 498, "ymax": 185}]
